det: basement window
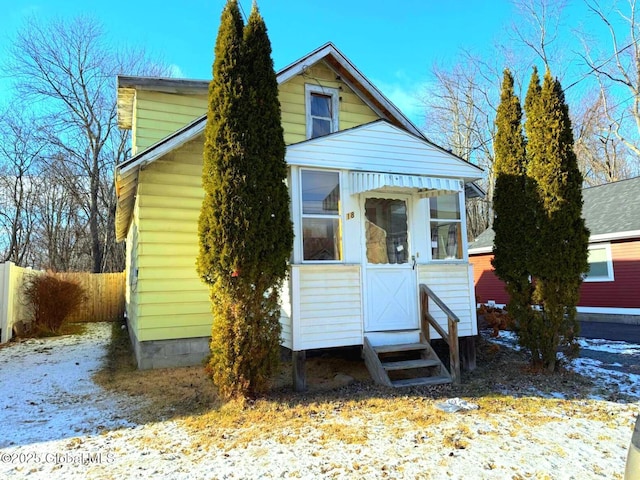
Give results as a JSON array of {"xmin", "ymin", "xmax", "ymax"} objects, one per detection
[{"xmin": 305, "ymin": 84, "xmax": 339, "ymax": 139}]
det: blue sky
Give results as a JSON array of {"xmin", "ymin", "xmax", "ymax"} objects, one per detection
[{"xmin": 0, "ymin": 0, "xmax": 609, "ymax": 125}]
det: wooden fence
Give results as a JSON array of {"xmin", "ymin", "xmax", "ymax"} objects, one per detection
[
  {"xmin": 0, "ymin": 265, "xmax": 126, "ymax": 342},
  {"xmin": 55, "ymin": 272, "xmax": 125, "ymax": 323}
]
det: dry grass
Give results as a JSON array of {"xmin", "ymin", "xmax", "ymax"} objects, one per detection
[
  {"xmin": 94, "ymin": 323, "xmax": 632, "ymax": 453},
  {"xmin": 93, "ymin": 321, "xmax": 220, "ymax": 421}
]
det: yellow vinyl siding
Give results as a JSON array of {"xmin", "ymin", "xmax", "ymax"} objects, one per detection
[
  {"xmin": 130, "ymin": 60, "xmax": 378, "ymax": 152},
  {"xmin": 133, "ymin": 90, "xmax": 208, "ymax": 154},
  {"xmin": 125, "ymin": 197, "xmax": 140, "ymax": 336},
  {"xmin": 126, "ymin": 59, "xmax": 382, "ymax": 345},
  {"xmin": 135, "ymin": 137, "xmax": 211, "ymax": 341},
  {"xmin": 278, "ymin": 61, "xmax": 380, "ymax": 145}
]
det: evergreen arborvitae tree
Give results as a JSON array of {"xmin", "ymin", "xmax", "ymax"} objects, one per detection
[
  {"xmin": 197, "ymin": 0, "xmax": 292, "ymax": 399},
  {"xmin": 491, "ymin": 69, "xmax": 535, "ymax": 340},
  {"xmin": 524, "ymin": 68, "xmax": 590, "ymax": 372},
  {"xmin": 242, "ymin": 4, "xmax": 292, "ymax": 287}
]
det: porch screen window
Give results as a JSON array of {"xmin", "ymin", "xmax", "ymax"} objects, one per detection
[
  {"xmin": 429, "ymin": 193, "xmax": 462, "ymax": 260},
  {"xmin": 301, "ymin": 170, "xmax": 342, "ymax": 261},
  {"xmin": 305, "ymin": 85, "xmax": 339, "ymax": 139},
  {"xmin": 365, "ymin": 198, "xmax": 409, "ymax": 264},
  {"xmin": 584, "ymin": 244, "xmax": 614, "ymax": 282}
]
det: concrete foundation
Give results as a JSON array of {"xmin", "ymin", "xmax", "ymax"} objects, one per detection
[
  {"xmin": 578, "ymin": 313, "xmax": 640, "ymax": 325},
  {"xmin": 127, "ymin": 323, "xmax": 210, "ymax": 369}
]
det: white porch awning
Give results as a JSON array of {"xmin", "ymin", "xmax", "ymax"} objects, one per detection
[{"xmin": 349, "ymin": 172, "xmax": 463, "ymax": 197}]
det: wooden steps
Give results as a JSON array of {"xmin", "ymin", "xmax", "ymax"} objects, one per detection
[{"xmin": 363, "ymin": 337, "xmax": 452, "ymax": 388}]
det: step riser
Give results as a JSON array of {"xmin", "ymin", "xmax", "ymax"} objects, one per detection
[
  {"xmin": 382, "ymin": 359, "xmax": 441, "ymax": 371},
  {"xmin": 365, "ymin": 330, "xmax": 421, "ymax": 347},
  {"xmin": 363, "ymin": 336, "xmax": 452, "ymax": 388}
]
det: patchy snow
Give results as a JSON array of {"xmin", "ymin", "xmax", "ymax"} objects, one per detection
[
  {"xmin": 488, "ymin": 329, "xmax": 640, "ymax": 400},
  {"xmin": 578, "ymin": 337, "xmax": 640, "ymax": 356},
  {"xmin": 572, "ymin": 357, "xmax": 640, "ymax": 399},
  {"xmin": 0, "ymin": 323, "xmax": 638, "ymax": 479},
  {"xmin": 0, "ymin": 323, "xmax": 136, "ymax": 450}
]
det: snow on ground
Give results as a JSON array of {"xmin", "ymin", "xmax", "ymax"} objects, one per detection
[
  {"xmin": 0, "ymin": 323, "xmax": 135, "ymax": 449},
  {"xmin": 0, "ymin": 323, "xmax": 638, "ymax": 479},
  {"xmin": 577, "ymin": 338, "xmax": 640, "ymax": 356},
  {"xmin": 491, "ymin": 330, "xmax": 640, "ymax": 399}
]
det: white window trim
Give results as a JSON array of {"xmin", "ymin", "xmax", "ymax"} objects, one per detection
[
  {"xmin": 428, "ymin": 192, "xmax": 466, "ymax": 262},
  {"xmin": 362, "ymin": 192, "xmax": 412, "ymax": 266},
  {"xmin": 305, "ymin": 84, "xmax": 339, "ymax": 139},
  {"xmin": 299, "ymin": 168, "xmax": 344, "ymax": 264},
  {"xmin": 584, "ymin": 243, "xmax": 615, "ymax": 282}
]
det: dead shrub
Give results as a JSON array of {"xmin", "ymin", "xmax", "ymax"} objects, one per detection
[
  {"xmin": 477, "ymin": 305, "xmax": 514, "ymax": 337},
  {"xmin": 23, "ymin": 272, "xmax": 86, "ymax": 335}
]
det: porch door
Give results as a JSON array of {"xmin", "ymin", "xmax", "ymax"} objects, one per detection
[{"xmin": 363, "ymin": 196, "xmax": 418, "ymax": 332}]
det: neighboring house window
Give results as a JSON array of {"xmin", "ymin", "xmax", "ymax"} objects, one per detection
[
  {"xmin": 301, "ymin": 169, "xmax": 342, "ymax": 261},
  {"xmin": 430, "ymin": 193, "xmax": 463, "ymax": 260},
  {"xmin": 305, "ymin": 84, "xmax": 339, "ymax": 139},
  {"xmin": 584, "ymin": 243, "xmax": 614, "ymax": 282}
]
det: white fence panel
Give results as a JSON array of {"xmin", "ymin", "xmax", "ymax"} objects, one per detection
[
  {"xmin": 0, "ymin": 262, "xmax": 39, "ymax": 343},
  {"xmin": 1, "ymin": 262, "xmax": 13, "ymax": 343}
]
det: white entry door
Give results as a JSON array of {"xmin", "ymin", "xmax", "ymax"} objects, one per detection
[{"xmin": 363, "ymin": 196, "xmax": 418, "ymax": 332}]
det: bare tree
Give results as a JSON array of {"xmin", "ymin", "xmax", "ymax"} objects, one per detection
[
  {"xmin": 0, "ymin": 107, "xmax": 45, "ymax": 265},
  {"xmin": 573, "ymin": 91, "xmax": 632, "ymax": 185},
  {"xmin": 579, "ymin": 0, "xmax": 640, "ymax": 174},
  {"xmin": 6, "ymin": 15, "xmax": 169, "ymax": 272},
  {"xmin": 422, "ymin": 55, "xmax": 503, "ymax": 239},
  {"xmin": 420, "ymin": 0, "xmax": 637, "ymax": 240},
  {"xmin": 509, "ymin": 0, "xmax": 568, "ymax": 71}
]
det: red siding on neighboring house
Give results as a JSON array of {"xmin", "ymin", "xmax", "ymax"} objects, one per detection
[
  {"xmin": 470, "ymin": 253, "xmax": 509, "ymax": 305},
  {"xmin": 579, "ymin": 239, "xmax": 640, "ymax": 309},
  {"xmin": 469, "ymin": 238, "xmax": 640, "ymax": 310}
]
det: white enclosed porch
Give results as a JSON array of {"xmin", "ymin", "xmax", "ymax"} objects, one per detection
[{"xmin": 278, "ymin": 120, "xmax": 483, "ymax": 388}]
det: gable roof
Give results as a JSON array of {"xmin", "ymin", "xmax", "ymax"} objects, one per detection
[
  {"xmin": 277, "ymin": 43, "xmax": 424, "ymax": 137},
  {"xmin": 469, "ymin": 176, "xmax": 640, "ymax": 254},
  {"xmin": 117, "ymin": 43, "xmax": 422, "ymax": 136},
  {"xmin": 286, "ymin": 119, "xmax": 483, "ymax": 181},
  {"xmin": 115, "ymin": 42, "xmax": 482, "ymax": 242}
]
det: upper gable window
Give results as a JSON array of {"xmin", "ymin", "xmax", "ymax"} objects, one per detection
[{"xmin": 305, "ymin": 84, "xmax": 339, "ymax": 139}]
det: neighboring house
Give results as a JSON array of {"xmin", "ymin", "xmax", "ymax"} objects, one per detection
[
  {"xmin": 469, "ymin": 177, "xmax": 640, "ymax": 321},
  {"xmin": 115, "ymin": 43, "xmax": 484, "ymax": 387}
]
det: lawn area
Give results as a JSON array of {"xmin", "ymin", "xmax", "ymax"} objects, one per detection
[{"xmin": 0, "ymin": 321, "xmax": 636, "ymax": 479}]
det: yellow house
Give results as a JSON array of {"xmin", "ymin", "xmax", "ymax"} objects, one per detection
[{"xmin": 115, "ymin": 43, "xmax": 484, "ymax": 387}]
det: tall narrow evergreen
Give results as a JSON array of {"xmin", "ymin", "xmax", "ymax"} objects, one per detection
[
  {"xmin": 198, "ymin": 0, "xmax": 246, "ymax": 286},
  {"xmin": 197, "ymin": 0, "xmax": 247, "ymax": 400},
  {"xmin": 524, "ymin": 68, "xmax": 590, "ymax": 371},
  {"xmin": 242, "ymin": 3, "xmax": 292, "ymax": 285},
  {"xmin": 233, "ymin": 3, "xmax": 292, "ymax": 394},
  {"xmin": 197, "ymin": 0, "xmax": 291, "ymax": 399},
  {"xmin": 491, "ymin": 70, "xmax": 534, "ymax": 339}
]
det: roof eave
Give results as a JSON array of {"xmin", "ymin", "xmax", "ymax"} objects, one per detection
[
  {"xmin": 468, "ymin": 246, "xmax": 493, "ymax": 255},
  {"xmin": 590, "ymin": 230, "xmax": 640, "ymax": 242}
]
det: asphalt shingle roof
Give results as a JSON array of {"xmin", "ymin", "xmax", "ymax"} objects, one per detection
[
  {"xmin": 581, "ymin": 176, "xmax": 640, "ymax": 236},
  {"xmin": 469, "ymin": 176, "xmax": 640, "ymax": 251}
]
